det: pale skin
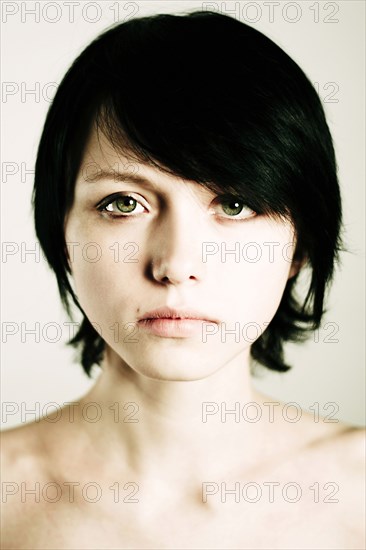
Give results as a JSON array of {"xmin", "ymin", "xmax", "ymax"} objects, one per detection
[{"xmin": 1, "ymin": 125, "xmax": 365, "ymax": 549}]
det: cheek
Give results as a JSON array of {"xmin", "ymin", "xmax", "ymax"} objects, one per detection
[
  {"xmin": 68, "ymin": 240, "xmax": 139, "ymax": 317},
  {"xmin": 218, "ymin": 227, "xmax": 295, "ymax": 328},
  {"xmin": 225, "ymin": 251, "xmax": 291, "ymax": 326},
  {"xmin": 64, "ymin": 215, "xmax": 133, "ymax": 315}
]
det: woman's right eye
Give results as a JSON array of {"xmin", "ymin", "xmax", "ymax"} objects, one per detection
[{"xmin": 97, "ymin": 194, "xmax": 146, "ymax": 218}]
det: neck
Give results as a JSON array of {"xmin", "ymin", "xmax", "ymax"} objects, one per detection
[{"xmin": 77, "ymin": 346, "xmax": 274, "ymax": 484}]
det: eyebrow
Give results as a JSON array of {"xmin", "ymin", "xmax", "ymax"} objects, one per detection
[
  {"xmin": 83, "ymin": 168, "xmax": 158, "ymax": 188},
  {"xmin": 82, "ymin": 167, "xmax": 214, "ymax": 199}
]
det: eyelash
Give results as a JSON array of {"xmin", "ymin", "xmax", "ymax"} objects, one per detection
[{"xmin": 96, "ymin": 192, "xmax": 257, "ymax": 221}]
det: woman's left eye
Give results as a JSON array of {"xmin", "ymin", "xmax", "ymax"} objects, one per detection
[
  {"xmin": 97, "ymin": 194, "xmax": 146, "ymax": 217},
  {"xmin": 213, "ymin": 196, "xmax": 256, "ymax": 220}
]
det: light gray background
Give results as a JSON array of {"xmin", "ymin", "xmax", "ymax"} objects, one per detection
[{"xmin": 1, "ymin": 0, "xmax": 365, "ymax": 428}]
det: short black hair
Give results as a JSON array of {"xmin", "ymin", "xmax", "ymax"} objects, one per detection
[{"xmin": 32, "ymin": 9, "xmax": 344, "ymax": 377}]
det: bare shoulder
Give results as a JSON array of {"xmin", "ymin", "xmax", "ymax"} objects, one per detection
[
  {"xmin": 298, "ymin": 408, "xmax": 365, "ymax": 471},
  {"xmin": 0, "ymin": 417, "xmax": 82, "ymax": 549},
  {"xmin": 301, "ymin": 409, "xmax": 365, "ymax": 456},
  {"xmin": 330, "ymin": 422, "xmax": 365, "ymax": 457},
  {"xmin": 330, "ymin": 424, "xmax": 365, "ymax": 537},
  {"xmin": 262, "ymin": 396, "xmax": 365, "ymax": 530},
  {"xmin": 325, "ymin": 422, "xmax": 366, "ymax": 480},
  {"xmin": 1, "ymin": 422, "xmax": 47, "ymax": 544},
  {"xmin": 1, "ymin": 409, "xmax": 81, "ymax": 484},
  {"xmin": 302, "ymin": 416, "xmax": 365, "ymax": 539},
  {"xmin": 1, "ymin": 421, "xmax": 49, "ymax": 504},
  {"xmin": 1, "ymin": 422, "xmax": 44, "ymax": 478}
]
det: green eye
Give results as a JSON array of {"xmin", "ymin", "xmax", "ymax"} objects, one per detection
[
  {"xmin": 218, "ymin": 196, "xmax": 256, "ymax": 220},
  {"xmin": 221, "ymin": 198, "xmax": 245, "ymax": 216},
  {"xmin": 99, "ymin": 194, "xmax": 145, "ymax": 217},
  {"xmin": 115, "ymin": 196, "xmax": 137, "ymax": 213}
]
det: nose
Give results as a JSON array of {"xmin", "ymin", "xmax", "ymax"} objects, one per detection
[{"xmin": 149, "ymin": 205, "xmax": 207, "ymax": 286}]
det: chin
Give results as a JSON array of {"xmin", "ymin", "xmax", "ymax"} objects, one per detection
[{"xmin": 110, "ymin": 344, "xmax": 227, "ymax": 382}]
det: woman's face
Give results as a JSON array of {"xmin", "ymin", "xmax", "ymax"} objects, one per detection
[{"xmin": 64, "ymin": 125, "xmax": 298, "ymax": 381}]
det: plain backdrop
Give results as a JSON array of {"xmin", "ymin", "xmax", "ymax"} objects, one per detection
[{"xmin": 1, "ymin": 0, "xmax": 365, "ymax": 428}]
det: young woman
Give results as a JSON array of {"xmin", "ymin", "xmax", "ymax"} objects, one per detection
[{"xmin": 2, "ymin": 9, "xmax": 364, "ymax": 550}]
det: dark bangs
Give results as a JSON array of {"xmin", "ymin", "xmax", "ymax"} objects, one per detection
[{"xmin": 66, "ymin": 10, "xmax": 327, "ymax": 222}]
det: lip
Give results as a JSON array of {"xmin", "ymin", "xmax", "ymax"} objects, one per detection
[
  {"xmin": 137, "ymin": 306, "xmax": 219, "ymax": 323},
  {"xmin": 138, "ymin": 318, "xmax": 217, "ymax": 338},
  {"xmin": 137, "ymin": 306, "xmax": 219, "ymax": 338}
]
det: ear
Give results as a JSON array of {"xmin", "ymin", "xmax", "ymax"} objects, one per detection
[
  {"xmin": 288, "ymin": 255, "xmax": 307, "ymax": 279},
  {"xmin": 64, "ymin": 242, "xmax": 73, "ymax": 274},
  {"xmin": 63, "ymin": 217, "xmax": 73, "ymax": 274}
]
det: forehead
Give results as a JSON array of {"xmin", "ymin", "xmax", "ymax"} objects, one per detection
[
  {"xmin": 76, "ymin": 123, "xmax": 210, "ymax": 197},
  {"xmin": 79, "ymin": 123, "xmax": 147, "ymax": 176}
]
